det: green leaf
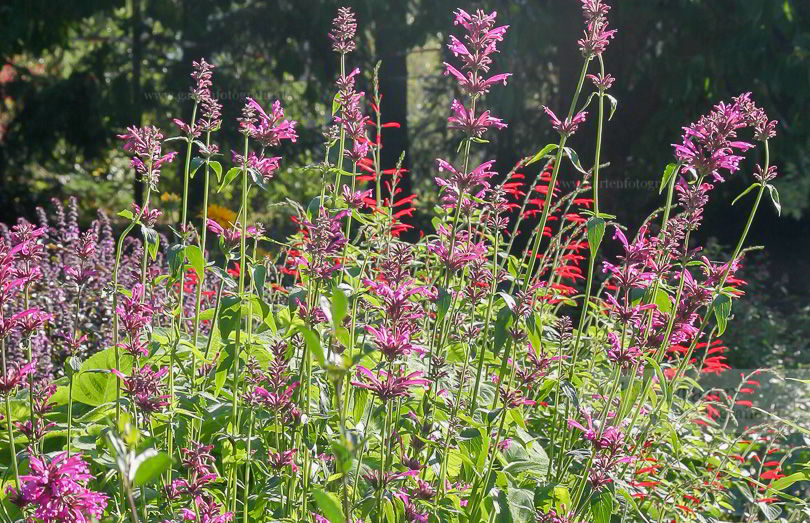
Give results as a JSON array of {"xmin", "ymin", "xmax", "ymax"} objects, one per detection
[
  {"xmin": 644, "ymin": 356, "xmax": 671, "ymax": 408},
  {"xmin": 383, "ymin": 499, "xmax": 395, "ymax": 523},
  {"xmin": 494, "ymin": 306, "xmax": 514, "ymax": 356},
  {"xmin": 186, "ymin": 245, "xmax": 205, "ymax": 281},
  {"xmin": 590, "ymin": 488, "xmax": 613, "ymax": 523},
  {"xmin": 731, "ymin": 182, "xmax": 759, "ymax": 206},
  {"xmin": 300, "ymin": 327, "xmax": 325, "ymax": 367},
  {"xmin": 771, "ymin": 471, "xmax": 809, "ymax": 491},
  {"xmin": 63, "ymin": 355, "xmax": 81, "ymax": 378},
  {"xmin": 331, "ymin": 92, "xmax": 342, "ymax": 117},
  {"xmin": 253, "ymin": 265, "xmax": 267, "ymax": 298},
  {"xmin": 312, "ymin": 488, "xmax": 344, "ymax": 523},
  {"xmin": 526, "ymin": 144, "xmax": 559, "ymax": 166},
  {"xmin": 436, "ymin": 286, "xmax": 452, "ymax": 324},
  {"xmin": 767, "ymin": 184, "xmax": 781, "ymax": 216},
  {"xmin": 605, "ymin": 93, "xmax": 618, "ymax": 121},
  {"xmin": 132, "ymin": 449, "xmax": 172, "ymax": 487},
  {"xmin": 330, "ymin": 285, "xmax": 348, "ymax": 330},
  {"xmin": 218, "ymin": 296, "xmax": 242, "ymax": 341},
  {"xmin": 307, "ymin": 195, "xmax": 325, "ymax": 220},
  {"xmin": 587, "ymin": 217, "xmax": 605, "ymax": 254},
  {"xmin": 167, "ymin": 244, "xmax": 186, "ymax": 279},
  {"xmin": 658, "ymin": 163, "xmax": 678, "ymax": 194},
  {"xmin": 207, "ymin": 160, "xmax": 222, "ymax": 183},
  {"xmin": 712, "ymin": 294, "xmax": 732, "ymax": 335},
  {"xmin": 73, "ymin": 347, "xmax": 132, "ymax": 407},
  {"xmin": 118, "ymin": 209, "xmax": 135, "ymax": 221},
  {"xmin": 505, "ymin": 488, "xmax": 535, "ymax": 523},
  {"xmin": 141, "ymin": 225, "xmax": 159, "ymax": 261},
  {"xmin": 563, "ymin": 147, "xmax": 588, "ymax": 175},
  {"xmin": 218, "ymin": 167, "xmax": 242, "ymax": 193},
  {"xmin": 189, "ymin": 156, "xmax": 205, "ymax": 179}
]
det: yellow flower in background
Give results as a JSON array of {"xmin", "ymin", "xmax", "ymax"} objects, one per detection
[
  {"xmin": 161, "ymin": 192, "xmax": 181, "ymax": 203},
  {"xmin": 207, "ymin": 204, "xmax": 237, "ymax": 228}
]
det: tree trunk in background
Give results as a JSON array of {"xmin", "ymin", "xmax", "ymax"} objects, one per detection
[
  {"xmin": 374, "ymin": 3, "xmax": 412, "ymax": 237},
  {"xmin": 131, "ymin": 0, "xmax": 144, "ymax": 206}
]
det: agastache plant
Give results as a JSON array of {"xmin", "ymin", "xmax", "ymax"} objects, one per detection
[{"xmin": 0, "ymin": 5, "xmax": 805, "ymax": 523}]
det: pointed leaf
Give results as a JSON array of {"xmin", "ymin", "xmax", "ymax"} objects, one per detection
[
  {"xmin": 526, "ymin": 144, "xmax": 559, "ymax": 166},
  {"xmin": 767, "ymin": 184, "xmax": 781, "ymax": 216},
  {"xmin": 659, "ymin": 163, "xmax": 678, "ymax": 194},
  {"xmin": 731, "ymin": 182, "xmax": 759, "ymax": 206},
  {"xmin": 132, "ymin": 449, "xmax": 172, "ymax": 487},
  {"xmin": 587, "ymin": 217, "xmax": 605, "ymax": 254},
  {"xmin": 209, "ymin": 160, "xmax": 223, "ymax": 183},
  {"xmin": 189, "ymin": 156, "xmax": 205, "ymax": 179},
  {"xmin": 218, "ymin": 167, "xmax": 242, "ymax": 193},
  {"xmin": 713, "ymin": 294, "xmax": 732, "ymax": 335},
  {"xmin": 313, "ymin": 488, "xmax": 345, "ymax": 523}
]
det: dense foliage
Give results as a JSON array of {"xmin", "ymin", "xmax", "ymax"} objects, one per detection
[{"xmin": 1, "ymin": 3, "xmax": 809, "ymax": 523}]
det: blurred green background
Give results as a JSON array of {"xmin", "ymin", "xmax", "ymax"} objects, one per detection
[{"xmin": 1, "ymin": 0, "xmax": 808, "ymax": 367}]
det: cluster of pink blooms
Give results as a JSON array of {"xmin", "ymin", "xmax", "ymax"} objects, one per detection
[
  {"xmin": 165, "ymin": 441, "xmax": 233, "ymax": 523},
  {"xmin": 577, "ymin": 0, "xmax": 617, "ymax": 58},
  {"xmin": 117, "ymin": 126, "xmax": 177, "ymax": 190},
  {"xmin": 436, "ymin": 8, "xmax": 510, "ymax": 209},
  {"xmin": 9, "ymin": 450, "xmax": 108, "ymax": 522},
  {"xmin": 237, "ymin": 97, "xmax": 298, "ymax": 182},
  {"xmin": 362, "ymin": 244, "xmax": 430, "ymax": 361},
  {"xmin": 328, "ymin": 6, "xmax": 357, "ymax": 54},
  {"xmin": 329, "ymin": 6, "xmax": 370, "ymax": 167}
]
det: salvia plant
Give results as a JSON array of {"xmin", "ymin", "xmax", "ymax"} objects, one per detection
[{"xmin": 0, "ymin": 3, "xmax": 808, "ymax": 523}]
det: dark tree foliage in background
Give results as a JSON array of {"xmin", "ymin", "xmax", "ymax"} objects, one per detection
[{"xmin": 1, "ymin": 0, "xmax": 808, "ymax": 365}]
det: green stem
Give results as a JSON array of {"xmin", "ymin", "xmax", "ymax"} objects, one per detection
[
  {"xmin": 567, "ymin": 56, "xmax": 607, "ymax": 378},
  {"xmin": 522, "ymin": 57, "xmax": 591, "ymax": 292},
  {"xmin": 113, "ymin": 183, "xmax": 152, "ymax": 427},
  {"xmin": 1, "ymin": 339, "xmax": 20, "ymax": 489},
  {"xmin": 178, "ymin": 102, "xmax": 199, "ymax": 333},
  {"xmin": 334, "ymin": 53, "xmax": 347, "ymax": 199},
  {"xmin": 191, "ymin": 130, "xmax": 213, "ymax": 393},
  {"xmin": 243, "ymin": 408, "xmax": 255, "ymax": 523},
  {"xmin": 230, "ymin": 133, "xmax": 251, "ymax": 511}
]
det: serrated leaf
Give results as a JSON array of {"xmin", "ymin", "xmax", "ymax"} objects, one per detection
[
  {"xmin": 587, "ymin": 217, "xmax": 605, "ymax": 254},
  {"xmin": 659, "ymin": 163, "xmax": 678, "ymax": 194},
  {"xmin": 712, "ymin": 294, "xmax": 732, "ymax": 335},
  {"xmin": 307, "ymin": 196, "xmax": 325, "ymax": 220},
  {"xmin": 253, "ymin": 265, "xmax": 267, "ymax": 298},
  {"xmin": 526, "ymin": 144, "xmax": 559, "ymax": 166},
  {"xmin": 218, "ymin": 296, "xmax": 242, "ymax": 341},
  {"xmin": 494, "ymin": 306, "xmax": 513, "ymax": 356}
]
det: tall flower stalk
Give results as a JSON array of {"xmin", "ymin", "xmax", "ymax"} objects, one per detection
[
  {"xmin": 568, "ymin": 1, "xmax": 617, "ymax": 375},
  {"xmin": 114, "ymin": 127, "xmax": 175, "ymax": 427}
]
